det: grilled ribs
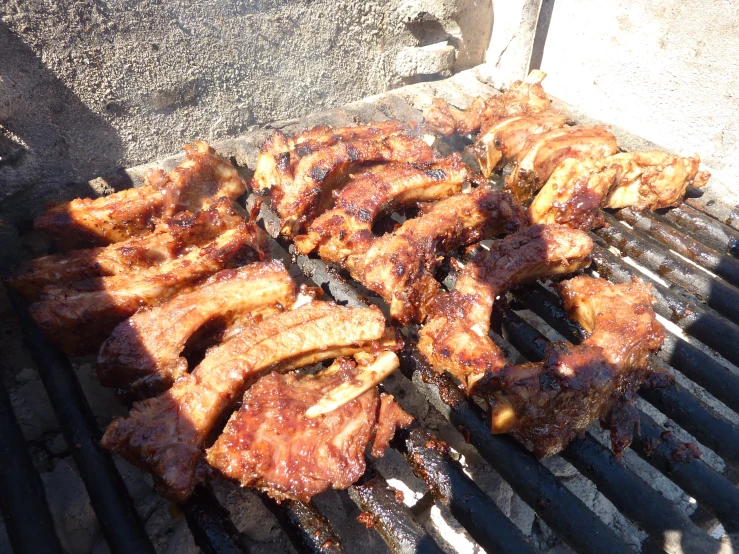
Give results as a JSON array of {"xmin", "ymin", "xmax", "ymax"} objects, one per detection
[
  {"xmin": 30, "ymin": 223, "xmax": 269, "ymax": 355},
  {"xmin": 102, "ymin": 302, "xmax": 398, "ymax": 500},
  {"xmin": 418, "ymin": 225, "xmax": 593, "ymax": 391},
  {"xmin": 293, "ymin": 156, "xmax": 470, "ymax": 262},
  {"xmin": 206, "ymin": 355, "xmax": 412, "ymax": 502},
  {"xmin": 348, "ymin": 187, "xmax": 527, "ymax": 324},
  {"xmin": 425, "ymin": 70, "xmax": 551, "ymax": 136},
  {"xmin": 9, "ymin": 199, "xmax": 243, "ymax": 301},
  {"xmin": 35, "ymin": 142, "xmax": 246, "ymax": 248},
  {"xmin": 488, "ymin": 276, "xmax": 664, "ymax": 457},
  {"xmin": 97, "ymin": 261, "xmax": 297, "ymax": 393},
  {"xmin": 254, "ymin": 127, "xmax": 436, "ymax": 236}
]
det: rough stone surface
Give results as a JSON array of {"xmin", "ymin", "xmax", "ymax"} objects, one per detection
[
  {"xmin": 0, "ymin": 0, "xmax": 492, "ymax": 224},
  {"xmin": 396, "ymin": 43, "xmax": 457, "ymax": 77}
]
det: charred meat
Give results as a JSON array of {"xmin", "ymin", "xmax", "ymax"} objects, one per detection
[
  {"xmin": 348, "ymin": 187, "xmax": 527, "ymax": 324},
  {"xmin": 35, "ymin": 142, "xmax": 246, "ymax": 248},
  {"xmin": 418, "ymin": 225, "xmax": 593, "ymax": 391},
  {"xmin": 294, "ymin": 155, "xmax": 470, "ymax": 262},
  {"xmin": 207, "ymin": 355, "xmax": 412, "ymax": 502},
  {"xmin": 8, "ymin": 199, "xmax": 243, "ymax": 301},
  {"xmin": 30, "ymin": 223, "xmax": 269, "ymax": 356},
  {"xmin": 97, "ymin": 261, "xmax": 297, "ymax": 393},
  {"xmin": 102, "ymin": 302, "xmax": 398, "ymax": 500},
  {"xmin": 488, "ymin": 276, "xmax": 664, "ymax": 457}
]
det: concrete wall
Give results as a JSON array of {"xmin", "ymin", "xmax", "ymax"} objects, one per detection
[
  {"xmin": 524, "ymin": 0, "xmax": 739, "ymax": 195},
  {"xmin": 0, "ymin": 0, "xmax": 492, "ymax": 223}
]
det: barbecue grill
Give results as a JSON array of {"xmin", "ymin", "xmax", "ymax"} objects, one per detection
[{"xmin": 2, "ymin": 19, "xmax": 739, "ymax": 554}]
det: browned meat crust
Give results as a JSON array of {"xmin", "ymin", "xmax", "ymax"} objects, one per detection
[
  {"xmin": 206, "ymin": 357, "xmax": 412, "ymax": 502},
  {"xmin": 252, "ymin": 121, "xmax": 412, "ymax": 194},
  {"xmin": 474, "ymin": 112, "xmax": 568, "ymax": 178},
  {"xmin": 348, "ymin": 188, "xmax": 528, "ymax": 324},
  {"xmin": 35, "ymin": 142, "xmax": 246, "ymax": 249},
  {"xmin": 102, "ymin": 302, "xmax": 397, "ymax": 500},
  {"xmin": 602, "ymin": 151, "xmax": 711, "ymax": 210},
  {"xmin": 418, "ymin": 225, "xmax": 593, "ymax": 391},
  {"xmin": 8, "ymin": 199, "xmax": 243, "ymax": 301},
  {"xmin": 97, "ymin": 261, "xmax": 297, "ymax": 393},
  {"xmin": 424, "ymin": 71, "xmax": 551, "ymax": 136},
  {"xmin": 488, "ymin": 276, "xmax": 664, "ymax": 457},
  {"xmin": 293, "ymin": 155, "xmax": 470, "ymax": 262},
  {"xmin": 29, "ymin": 223, "xmax": 269, "ymax": 356},
  {"xmin": 528, "ymin": 158, "xmax": 618, "ymax": 230},
  {"xmin": 255, "ymin": 132, "xmax": 436, "ymax": 237},
  {"xmin": 506, "ymin": 126, "xmax": 619, "ymax": 202}
]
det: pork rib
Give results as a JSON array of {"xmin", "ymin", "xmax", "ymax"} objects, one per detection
[
  {"xmin": 97, "ymin": 261, "xmax": 297, "ymax": 393},
  {"xmin": 293, "ymin": 156, "xmax": 469, "ymax": 263},
  {"xmin": 418, "ymin": 225, "xmax": 593, "ymax": 391},
  {"xmin": 35, "ymin": 142, "xmax": 246, "ymax": 248},
  {"xmin": 206, "ymin": 355, "xmax": 412, "ymax": 502},
  {"xmin": 102, "ymin": 302, "xmax": 397, "ymax": 500},
  {"xmin": 30, "ymin": 223, "xmax": 269, "ymax": 355}
]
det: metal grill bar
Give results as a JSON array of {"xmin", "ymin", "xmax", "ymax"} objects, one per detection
[
  {"xmin": 685, "ymin": 197, "xmax": 739, "ymax": 234},
  {"xmin": 591, "ymin": 243, "xmax": 739, "ymax": 371},
  {"xmin": 596, "ymin": 212, "xmax": 739, "ymax": 323},
  {"xmin": 6, "ymin": 288, "xmax": 251, "ymax": 554},
  {"xmin": 0, "ymin": 381, "xmax": 64, "ymax": 554},
  {"xmin": 661, "ymin": 204, "xmax": 739, "ymax": 258},
  {"xmin": 615, "ymin": 207, "xmax": 739, "ymax": 287},
  {"xmin": 7, "ymin": 288, "xmax": 157, "ymax": 554},
  {"xmin": 182, "ymin": 486, "xmax": 251, "ymax": 554},
  {"xmin": 398, "ymin": 348, "xmax": 637, "ymax": 554},
  {"xmin": 495, "ymin": 305, "xmax": 725, "ymax": 554},
  {"xmin": 260, "ymin": 496, "xmax": 345, "ymax": 554},
  {"xmin": 393, "ymin": 425, "xmax": 536, "ymax": 554},
  {"xmin": 348, "ymin": 465, "xmax": 445, "ymax": 554}
]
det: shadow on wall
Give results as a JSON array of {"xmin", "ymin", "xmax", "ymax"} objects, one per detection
[{"xmin": 0, "ymin": 21, "xmax": 126, "ymax": 227}]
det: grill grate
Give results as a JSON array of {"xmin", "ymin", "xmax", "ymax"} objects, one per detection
[{"xmin": 3, "ymin": 69, "xmax": 739, "ymax": 554}]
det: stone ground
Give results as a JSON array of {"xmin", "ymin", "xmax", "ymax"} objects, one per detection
[{"xmin": 1, "ymin": 68, "xmax": 737, "ymax": 553}]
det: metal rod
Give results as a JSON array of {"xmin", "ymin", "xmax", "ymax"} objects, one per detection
[
  {"xmin": 261, "ymin": 496, "xmax": 346, "ymax": 554},
  {"xmin": 660, "ymin": 204, "xmax": 739, "ymax": 258},
  {"xmin": 615, "ymin": 207, "xmax": 739, "ymax": 287},
  {"xmin": 347, "ymin": 465, "xmax": 445, "ymax": 554},
  {"xmin": 516, "ymin": 283, "xmax": 739, "ymax": 416},
  {"xmin": 182, "ymin": 486, "xmax": 251, "ymax": 554},
  {"xmin": 495, "ymin": 306, "xmax": 724, "ymax": 552},
  {"xmin": 596, "ymin": 212, "xmax": 739, "ymax": 323},
  {"xmin": 685, "ymin": 196, "xmax": 739, "ymax": 233},
  {"xmin": 7, "ymin": 287, "xmax": 157, "ymax": 554},
  {"xmin": 0, "ymin": 381, "xmax": 64, "ymax": 554},
  {"xmin": 631, "ymin": 410, "xmax": 739, "ymax": 534},
  {"xmin": 393, "ymin": 426, "xmax": 536, "ymax": 554},
  {"xmin": 591, "ymin": 243, "xmax": 739, "ymax": 371},
  {"xmin": 399, "ymin": 348, "xmax": 636, "ymax": 554}
]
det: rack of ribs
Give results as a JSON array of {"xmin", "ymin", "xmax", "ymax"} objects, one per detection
[{"xmin": 35, "ymin": 141, "xmax": 246, "ymax": 248}]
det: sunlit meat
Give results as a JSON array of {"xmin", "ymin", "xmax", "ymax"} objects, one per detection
[
  {"xmin": 97, "ymin": 261, "xmax": 297, "ymax": 394},
  {"xmin": 506, "ymin": 126, "xmax": 618, "ymax": 202},
  {"xmin": 603, "ymin": 151, "xmax": 711, "ymax": 210},
  {"xmin": 474, "ymin": 112, "xmax": 568, "ymax": 178},
  {"xmin": 424, "ymin": 70, "xmax": 551, "ymax": 136},
  {"xmin": 258, "ymin": 134, "xmax": 437, "ymax": 237},
  {"xmin": 207, "ymin": 355, "xmax": 412, "ymax": 502},
  {"xmin": 8, "ymin": 198, "xmax": 243, "ymax": 301},
  {"xmin": 102, "ymin": 302, "xmax": 398, "ymax": 500},
  {"xmin": 348, "ymin": 187, "xmax": 527, "ymax": 324},
  {"xmin": 487, "ymin": 276, "xmax": 664, "ymax": 457},
  {"xmin": 293, "ymin": 155, "xmax": 470, "ymax": 263},
  {"xmin": 418, "ymin": 225, "xmax": 593, "ymax": 391},
  {"xmin": 29, "ymin": 223, "xmax": 269, "ymax": 356},
  {"xmin": 35, "ymin": 141, "xmax": 246, "ymax": 248}
]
